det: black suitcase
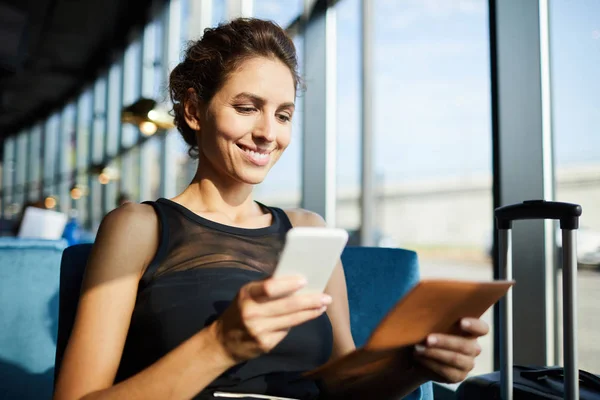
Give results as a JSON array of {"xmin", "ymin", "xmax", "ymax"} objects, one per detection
[
  {"xmin": 457, "ymin": 200, "xmax": 600, "ymax": 400},
  {"xmin": 457, "ymin": 365, "xmax": 600, "ymax": 399}
]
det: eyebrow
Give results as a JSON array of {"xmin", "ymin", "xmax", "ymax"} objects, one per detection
[{"xmin": 232, "ymin": 92, "xmax": 295, "ymax": 109}]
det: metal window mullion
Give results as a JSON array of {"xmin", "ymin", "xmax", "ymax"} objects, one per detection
[
  {"xmin": 101, "ymin": 73, "xmax": 110, "ymax": 216},
  {"xmin": 491, "ymin": 0, "xmax": 556, "ymax": 367},
  {"xmin": 359, "ymin": 0, "xmax": 374, "ymax": 246},
  {"xmin": 301, "ymin": 2, "xmax": 336, "ymax": 225},
  {"xmin": 86, "ymin": 88, "xmax": 96, "ymax": 230}
]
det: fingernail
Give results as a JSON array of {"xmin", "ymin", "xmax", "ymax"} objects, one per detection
[
  {"xmin": 461, "ymin": 319, "xmax": 471, "ymax": 329},
  {"xmin": 427, "ymin": 335, "xmax": 438, "ymax": 346},
  {"xmin": 319, "ymin": 305, "xmax": 328, "ymax": 313},
  {"xmin": 321, "ymin": 295, "xmax": 332, "ymax": 305},
  {"xmin": 415, "ymin": 344, "xmax": 426, "ymax": 353}
]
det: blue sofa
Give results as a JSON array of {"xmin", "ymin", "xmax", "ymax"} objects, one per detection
[
  {"xmin": 54, "ymin": 245, "xmax": 434, "ymax": 399},
  {"xmin": 0, "ymin": 237, "xmax": 68, "ymax": 400},
  {"xmin": 1, "ymin": 238, "xmax": 433, "ymax": 399}
]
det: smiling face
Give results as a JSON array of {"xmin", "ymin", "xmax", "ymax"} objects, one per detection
[{"xmin": 186, "ymin": 56, "xmax": 296, "ymax": 186}]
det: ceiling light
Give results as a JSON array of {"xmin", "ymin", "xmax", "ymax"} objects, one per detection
[{"xmin": 122, "ymin": 97, "xmax": 175, "ymax": 131}]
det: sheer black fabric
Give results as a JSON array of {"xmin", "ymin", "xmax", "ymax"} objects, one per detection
[{"xmin": 114, "ymin": 198, "xmax": 333, "ymax": 399}]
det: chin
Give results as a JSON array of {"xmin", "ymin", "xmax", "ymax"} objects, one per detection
[{"xmin": 234, "ymin": 169, "xmax": 270, "ymax": 186}]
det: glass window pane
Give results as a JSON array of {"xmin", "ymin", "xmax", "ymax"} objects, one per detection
[
  {"xmin": 372, "ymin": 0, "xmax": 493, "ymax": 376},
  {"xmin": 2, "ymin": 137, "xmax": 15, "ymax": 218},
  {"xmin": 92, "ymin": 76, "xmax": 108, "ymax": 164},
  {"xmin": 123, "ymin": 39, "xmax": 142, "ymax": 148},
  {"xmin": 252, "ymin": 0, "xmax": 303, "ymax": 28},
  {"xmin": 213, "ymin": 0, "xmax": 227, "ymax": 25},
  {"xmin": 28, "ymin": 124, "xmax": 42, "ymax": 201},
  {"xmin": 122, "ymin": 148, "xmax": 141, "ymax": 202},
  {"xmin": 60, "ymin": 103, "xmax": 77, "ymax": 214},
  {"xmin": 140, "ymin": 137, "xmax": 162, "ymax": 202},
  {"xmin": 335, "ymin": 0, "xmax": 362, "ymax": 238},
  {"xmin": 107, "ymin": 63, "xmax": 123, "ymax": 157},
  {"xmin": 76, "ymin": 89, "xmax": 94, "ymax": 226},
  {"xmin": 549, "ymin": 0, "xmax": 600, "ymax": 373},
  {"xmin": 14, "ymin": 131, "xmax": 28, "ymax": 211},
  {"xmin": 44, "ymin": 114, "xmax": 60, "ymax": 199},
  {"xmin": 142, "ymin": 20, "xmax": 163, "ymax": 100}
]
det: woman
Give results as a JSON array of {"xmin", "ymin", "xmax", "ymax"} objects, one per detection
[{"xmin": 54, "ymin": 18, "xmax": 488, "ymax": 400}]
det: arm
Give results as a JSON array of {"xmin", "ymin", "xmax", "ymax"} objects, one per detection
[{"xmin": 53, "ymin": 204, "xmax": 237, "ymax": 400}]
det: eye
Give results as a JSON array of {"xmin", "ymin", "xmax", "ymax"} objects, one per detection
[
  {"xmin": 277, "ymin": 113, "xmax": 292, "ymax": 123},
  {"xmin": 235, "ymin": 106, "xmax": 257, "ymax": 114}
]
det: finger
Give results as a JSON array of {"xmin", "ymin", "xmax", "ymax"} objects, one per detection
[
  {"xmin": 414, "ymin": 345, "xmax": 475, "ymax": 372},
  {"xmin": 459, "ymin": 318, "xmax": 489, "ymax": 337},
  {"xmin": 423, "ymin": 334, "xmax": 481, "ymax": 357},
  {"xmin": 414, "ymin": 356, "xmax": 468, "ymax": 384},
  {"xmin": 252, "ymin": 306, "xmax": 328, "ymax": 333},
  {"xmin": 249, "ymin": 292, "xmax": 332, "ymax": 318},
  {"xmin": 245, "ymin": 276, "xmax": 307, "ymax": 300}
]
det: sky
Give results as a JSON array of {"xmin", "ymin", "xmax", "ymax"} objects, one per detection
[{"xmin": 212, "ymin": 0, "xmax": 600, "ymax": 194}]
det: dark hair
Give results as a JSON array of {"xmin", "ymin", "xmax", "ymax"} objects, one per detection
[{"xmin": 169, "ymin": 18, "xmax": 300, "ymax": 159}]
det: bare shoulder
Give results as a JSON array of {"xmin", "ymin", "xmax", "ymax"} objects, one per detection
[
  {"xmin": 88, "ymin": 202, "xmax": 160, "ymax": 278},
  {"xmin": 283, "ymin": 208, "xmax": 326, "ymax": 228},
  {"xmin": 99, "ymin": 202, "xmax": 157, "ymax": 233}
]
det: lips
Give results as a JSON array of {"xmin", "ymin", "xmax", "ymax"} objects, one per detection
[{"xmin": 236, "ymin": 144, "xmax": 272, "ymax": 166}]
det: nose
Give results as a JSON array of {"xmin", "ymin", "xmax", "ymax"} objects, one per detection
[{"xmin": 253, "ymin": 113, "xmax": 276, "ymax": 142}]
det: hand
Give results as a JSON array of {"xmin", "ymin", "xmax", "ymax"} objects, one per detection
[
  {"xmin": 212, "ymin": 275, "xmax": 332, "ymax": 363},
  {"xmin": 413, "ymin": 317, "xmax": 489, "ymax": 384}
]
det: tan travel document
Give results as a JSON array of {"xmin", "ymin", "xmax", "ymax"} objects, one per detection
[{"xmin": 305, "ymin": 279, "xmax": 514, "ymax": 383}]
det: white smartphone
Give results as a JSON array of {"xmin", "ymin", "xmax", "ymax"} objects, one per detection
[{"xmin": 273, "ymin": 227, "xmax": 349, "ymax": 294}]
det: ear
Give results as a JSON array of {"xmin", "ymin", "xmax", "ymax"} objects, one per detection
[{"xmin": 183, "ymin": 88, "xmax": 203, "ymax": 131}]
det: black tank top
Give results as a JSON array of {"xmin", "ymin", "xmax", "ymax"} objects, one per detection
[{"xmin": 114, "ymin": 198, "xmax": 333, "ymax": 399}]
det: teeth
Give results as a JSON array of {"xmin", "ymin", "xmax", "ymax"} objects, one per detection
[{"xmin": 244, "ymin": 148, "xmax": 269, "ymax": 159}]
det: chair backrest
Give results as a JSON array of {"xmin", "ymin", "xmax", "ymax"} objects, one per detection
[
  {"xmin": 0, "ymin": 237, "xmax": 67, "ymax": 399},
  {"xmin": 340, "ymin": 246, "xmax": 433, "ymax": 400},
  {"xmin": 54, "ymin": 243, "xmax": 93, "ymax": 383},
  {"xmin": 55, "ymin": 244, "xmax": 433, "ymax": 399}
]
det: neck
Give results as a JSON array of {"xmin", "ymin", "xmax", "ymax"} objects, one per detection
[{"xmin": 178, "ymin": 156, "xmax": 256, "ymax": 218}]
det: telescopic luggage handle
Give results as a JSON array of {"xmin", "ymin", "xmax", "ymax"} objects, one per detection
[
  {"xmin": 495, "ymin": 200, "xmax": 582, "ymax": 229},
  {"xmin": 494, "ymin": 200, "xmax": 582, "ymax": 400}
]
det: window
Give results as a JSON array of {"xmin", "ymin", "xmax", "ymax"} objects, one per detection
[
  {"xmin": 59, "ymin": 103, "xmax": 77, "ymax": 214},
  {"xmin": 28, "ymin": 124, "xmax": 42, "ymax": 202},
  {"xmin": 76, "ymin": 89, "xmax": 93, "ymax": 227},
  {"xmin": 122, "ymin": 40, "xmax": 143, "ymax": 202},
  {"xmin": 1, "ymin": 137, "xmax": 15, "ymax": 218},
  {"xmin": 105, "ymin": 62, "xmax": 124, "ymax": 212},
  {"xmin": 371, "ymin": 0, "xmax": 493, "ymax": 375},
  {"xmin": 549, "ymin": 0, "xmax": 600, "ymax": 373},
  {"xmin": 13, "ymin": 131, "xmax": 28, "ymax": 211},
  {"xmin": 213, "ymin": 0, "xmax": 227, "ymax": 24},
  {"xmin": 335, "ymin": 0, "xmax": 362, "ymax": 237},
  {"xmin": 252, "ymin": 0, "xmax": 303, "ymax": 28},
  {"xmin": 43, "ymin": 113, "xmax": 60, "ymax": 201}
]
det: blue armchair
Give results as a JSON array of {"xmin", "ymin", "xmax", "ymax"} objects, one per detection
[
  {"xmin": 54, "ymin": 245, "xmax": 433, "ymax": 399},
  {"xmin": 0, "ymin": 237, "xmax": 68, "ymax": 400}
]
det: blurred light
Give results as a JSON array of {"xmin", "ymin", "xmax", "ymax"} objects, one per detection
[
  {"xmin": 140, "ymin": 121, "xmax": 158, "ymax": 136},
  {"xmin": 45, "ymin": 196, "xmax": 57, "ymax": 209},
  {"xmin": 98, "ymin": 173, "xmax": 110, "ymax": 185},
  {"xmin": 122, "ymin": 97, "xmax": 174, "ymax": 132},
  {"xmin": 147, "ymin": 110, "xmax": 159, "ymax": 120},
  {"xmin": 70, "ymin": 186, "xmax": 83, "ymax": 200}
]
